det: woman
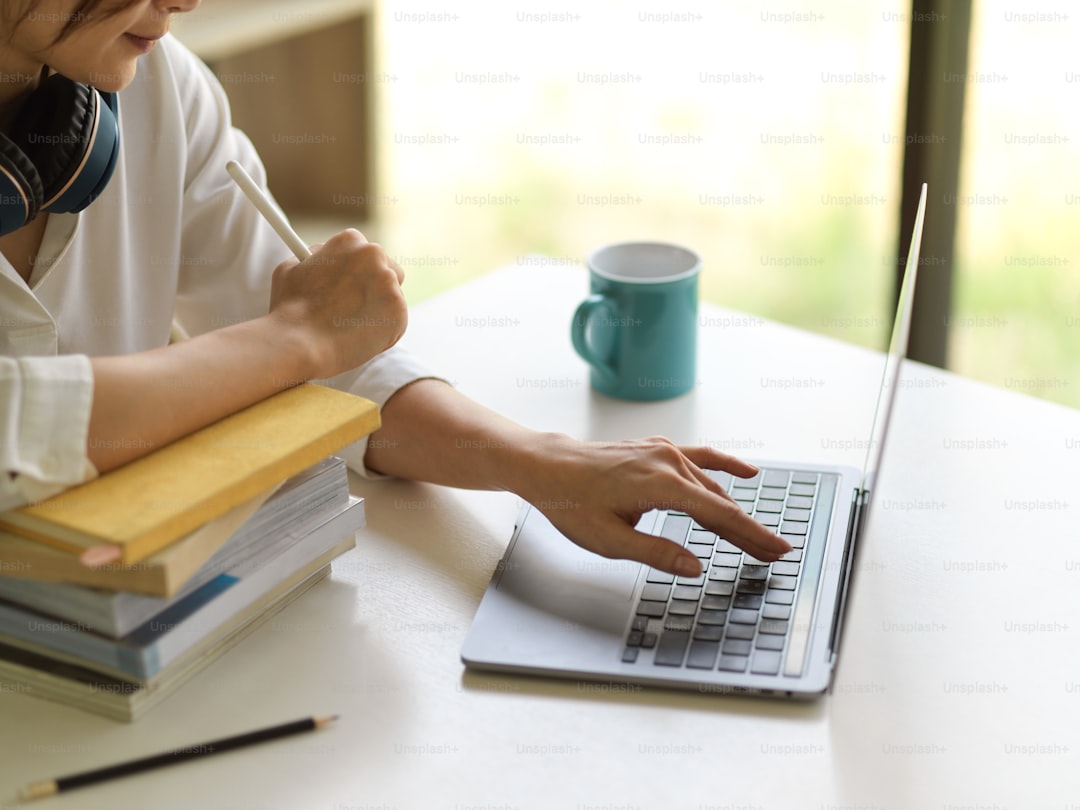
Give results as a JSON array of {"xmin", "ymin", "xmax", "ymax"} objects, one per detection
[{"xmin": 0, "ymin": 0, "xmax": 789, "ymax": 577}]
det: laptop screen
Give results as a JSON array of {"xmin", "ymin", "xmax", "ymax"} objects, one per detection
[{"xmin": 860, "ymin": 183, "xmax": 928, "ymax": 492}]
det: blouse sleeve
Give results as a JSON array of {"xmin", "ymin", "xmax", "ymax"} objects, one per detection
[{"xmin": 0, "ymin": 355, "xmax": 97, "ymax": 511}]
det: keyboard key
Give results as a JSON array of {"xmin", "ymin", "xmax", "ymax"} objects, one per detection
[
  {"xmin": 722, "ymin": 639, "xmax": 753, "ymax": 656},
  {"xmin": 791, "ymin": 472, "xmax": 818, "ymax": 485},
  {"xmin": 768, "ymin": 575, "xmax": 799, "ymax": 591},
  {"xmin": 759, "ymin": 620, "xmax": 789, "ymax": 636},
  {"xmin": 755, "ymin": 513, "xmax": 781, "ymax": 528},
  {"xmin": 697, "ymin": 609, "xmax": 727, "ymax": 625},
  {"xmin": 762, "ymin": 604, "xmax": 791, "ymax": 620},
  {"xmin": 739, "ymin": 566, "xmax": 768, "ymax": 581},
  {"xmin": 622, "ymin": 647, "xmax": 639, "ymax": 663},
  {"xmin": 709, "ymin": 567, "xmax": 738, "ymax": 582},
  {"xmin": 779, "ymin": 549, "xmax": 803, "ymax": 563},
  {"xmin": 642, "ymin": 632, "xmax": 658, "ymax": 648},
  {"xmin": 693, "ymin": 624, "xmax": 725, "ymax": 642},
  {"xmin": 765, "ymin": 589, "xmax": 795, "ymax": 605},
  {"xmin": 687, "ymin": 543, "xmax": 714, "ymax": 559},
  {"xmin": 781, "ymin": 533, "xmax": 807, "ymax": 549},
  {"xmin": 733, "ymin": 593, "xmax": 764, "ymax": 609},
  {"xmin": 789, "ymin": 483, "xmax": 816, "ymax": 497},
  {"xmin": 676, "ymin": 573, "xmax": 707, "ymax": 586},
  {"xmin": 701, "ymin": 594, "xmax": 731, "ymax": 611},
  {"xmin": 751, "ymin": 649, "xmax": 782, "ymax": 675},
  {"xmin": 715, "ymin": 538, "xmax": 742, "ymax": 553},
  {"xmin": 636, "ymin": 601, "xmax": 666, "ymax": 617},
  {"xmin": 631, "ymin": 616, "xmax": 649, "ymax": 631},
  {"xmin": 668, "ymin": 600, "xmax": 698, "ymax": 616},
  {"xmin": 783, "ymin": 507, "xmax": 812, "ymax": 522},
  {"xmin": 627, "ymin": 631, "xmax": 644, "ymax": 646},
  {"xmin": 717, "ymin": 655, "xmax": 749, "ymax": 672},
  {"xmin": 771, "ymin": 561, "xmax": 801, "ymax": 577},
  {"xmin": 762, "ymin": 470, "xmax": 790, "ymax": 488},
  {"xmin": 737, "ymin": 501, "xmax": 754, "ymax": 514},
  {"xmin": 729, "ymin": 608, "xmax": 760, "ymax": 624},
  {"xmin": 786, "ymin": 495, "xmax": 814, "ymax": 510},
  {"xmin": 654, "ymin": 630, "xmax": 691, "ymax": 666},
  {"xmin": 759, "ymin": 485, "xmax": 788, "ymax": 501},
  {"xmin": 646, "ymin": 569, "xmax": 675, "ymax": 584},
  {"xmin": 641, "ymin": 583, "xmax": 671, "ymax": 602},
  {"xmin": 664, "ymin": 615, "xmax": 694, "ymax": 631},
  {"xmin": 779, "ymin": 521, "xmax": 808, "ymax": 536},
  {"xmin": 712, "ymin": 552, "xmax": 741, "ymax": 568},
  {"xmin": 725, "ymin": 624, "xmax": 755, "ymax": 640},
  {"xmin": 731, "ymin": 486, "xmax": 758, "ymax": 500},
  {"xmin": 660, "ymin": 515, "xmax": 692, "ymax": 544},
  {"xmin": 686, "ymin": 640, "xmax": 720, "ymax": 670},
  {"xmin": 755, "ymin": 634, "xmax": 785, "ymax": 651},
  {"xmin": 755, "ymin": 500, "xmax": 783, "ymax": 514},
  {"xmin": 705, "ymin": 581, "xmax": 735, "ymax": 597},
  {"xmin": 736, "ymin": 580, "xmax": 767, "ymax": 595},
  {"xmin": 689, "ymin": 529, "xmax": 716, "ymax": 545},
  {"xmin": 673, "ymin": 584, "xmax": 703, "ymax": 601}
]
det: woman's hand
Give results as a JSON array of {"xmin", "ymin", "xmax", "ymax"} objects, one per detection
[
  {"xmin": 267, "ymin": 229, "xmax": 408, "ymax": 380},
  {"xmin": 365, "ymin": 381, "xmax": 790, "ymax": 577},
  {"xmin": 513, "ymin": 434, "xmax": 791, "ymax": 577}
]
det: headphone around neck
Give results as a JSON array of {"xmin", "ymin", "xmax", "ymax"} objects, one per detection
[{"xmin": 0, "ymin": 73, "xmax": 120, "ymax": 238}]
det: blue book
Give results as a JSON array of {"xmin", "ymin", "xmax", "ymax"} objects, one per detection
[
  {"xmin": 0, "ymin": 497, "xmax": 364, "ymax": 680},
  {"xmin": 0, "ymin": 457, "xmax": 349, "ymax": 637}
]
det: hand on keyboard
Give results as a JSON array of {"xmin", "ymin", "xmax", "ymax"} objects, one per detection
[{"xmin": 516, "ymin": 435, "xmax": 792, "ymax": 577}]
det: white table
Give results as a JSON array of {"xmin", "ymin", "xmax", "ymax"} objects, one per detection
[{"xmin": 2, "ymin": 261, "xmax": 1078, "ymax": 809}]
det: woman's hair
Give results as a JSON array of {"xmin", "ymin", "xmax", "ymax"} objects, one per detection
[{"xmin": 6, "ymin": 0, "xmax": 140, "ymax": 43}]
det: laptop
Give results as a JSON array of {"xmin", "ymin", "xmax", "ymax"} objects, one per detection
[{"xmin": 461, "ymin": 184, "xmax": 927, "ymax": 698}]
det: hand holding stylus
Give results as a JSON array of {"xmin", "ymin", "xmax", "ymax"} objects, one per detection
[{"xmin": 227, "ymin": 160, "xmax": 407, "ymax": 379}]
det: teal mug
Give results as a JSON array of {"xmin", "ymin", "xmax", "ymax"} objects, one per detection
[{"xmin": 571, "ymin": 242, "xmax": 701, "ymax": 401}]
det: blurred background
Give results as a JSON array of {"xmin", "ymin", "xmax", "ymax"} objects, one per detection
[{"xmin": 177, "ymin": 0, "xmax": 1079, "ymax": 409}]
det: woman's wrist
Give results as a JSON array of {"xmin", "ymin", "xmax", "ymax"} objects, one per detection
[{"xmin": 498, "ymin": 430, "xmax": 581, "ymax": 505}]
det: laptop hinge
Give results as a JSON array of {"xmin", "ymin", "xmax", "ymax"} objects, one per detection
[{"xmin": 827, "ymin": 487, "xmax": 868, "ymax": 666}]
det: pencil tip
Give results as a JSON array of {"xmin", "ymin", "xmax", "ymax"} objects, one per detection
[
  {"xmin": 18, "ymin": 780, "xmax": 58, "ymax": 801},
  {"xmin": 314, "ymin": 715, "xmax": 339, "ymax": 729}
]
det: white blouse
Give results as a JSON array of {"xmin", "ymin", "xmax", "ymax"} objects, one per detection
[{"xmin": 0, "ymin": 35, "xmax": 431, "ymax": 510}]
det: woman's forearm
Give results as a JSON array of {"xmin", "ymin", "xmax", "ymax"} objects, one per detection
[
  {"xmin": 88, "ymin": 315, "xmax": 313, "ymax": 472},
  {"xmin": 363, "ymin": 379, "xmax": 546, "ymax": 495},
  {"xmin": 364, "ymin": 379, "xmax": 791, "ymax": 575},
  {"xmin": 87, "ymin": 231, "xmax": 407, "ymax": 473}
]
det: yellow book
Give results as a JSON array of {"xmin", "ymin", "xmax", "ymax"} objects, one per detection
[
  {"xmin": 0, "ymin": 487, "xmax": 274, "ymax": 597},
  {"xmin": 0, "ymin": 384, "xmax": 378, "ymax": 565}
]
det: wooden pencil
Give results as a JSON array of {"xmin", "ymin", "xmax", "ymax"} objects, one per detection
[{"xmin": 19, "ymin": 715, "xmax": 338, "ymax": 800}]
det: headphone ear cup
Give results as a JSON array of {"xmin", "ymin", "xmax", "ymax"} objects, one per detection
[
  {"xmin": 0, "ymin": 135, "xmax": 43, "ymax": 237},
  {"xmin": 10, "ymin": 74, "xmax": 93, "ymax": 207},
  {"xmin": 8, "ymin": 75, "xmax": 119, "ymax": 214}
]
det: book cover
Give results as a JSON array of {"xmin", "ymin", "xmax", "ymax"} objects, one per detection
[
  {"xmin": 0, "ymin": 486, "xmax": 273, "ymax": 598},
  {"xmin": 0, "ymin": 457, "xmax": 350, "ymax": 631},
  {"xmin": 0, "ymin": 552, "xmax": 341, "ymax": 722},
  {"xmin": 0, "ymin": 498, "xmax": 365, "ymax": 681},
  {"xmin": 0, "ymin": 384, "xmax": 378, "ymax": 564}
]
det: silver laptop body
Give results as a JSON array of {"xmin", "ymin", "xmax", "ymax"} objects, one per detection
[{"xmin": 462, "ymin": 186, "xmax": 927, "ymax": 699}]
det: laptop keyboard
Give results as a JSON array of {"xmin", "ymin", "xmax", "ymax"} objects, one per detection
[{"xmin": 622, "ymin": 467, "xmax": 836, "ymax": 678}]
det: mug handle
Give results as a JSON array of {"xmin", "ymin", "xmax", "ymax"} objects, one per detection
[{"xmin": 571, "ymin": 295, "xmax": 618, "ymax": 386}]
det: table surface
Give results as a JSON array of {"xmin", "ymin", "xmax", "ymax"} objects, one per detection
[{"xmin": 2, "ymin": 260, "xmax": 1078, "ymax": 809}]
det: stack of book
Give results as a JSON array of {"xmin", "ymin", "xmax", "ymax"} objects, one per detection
[{"xmin": 0, "ymin": 384, "xmax": 379, "ymax": 721}]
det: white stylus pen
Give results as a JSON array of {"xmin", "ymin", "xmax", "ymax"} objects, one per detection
[{"xmin": 226, "ymin": 160, "xmax": 312, "ymax": 261}]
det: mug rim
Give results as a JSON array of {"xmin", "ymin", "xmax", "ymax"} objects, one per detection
[{"xmin": 587, "ymin": 241, "xmax": 702, "ymax": 284}]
